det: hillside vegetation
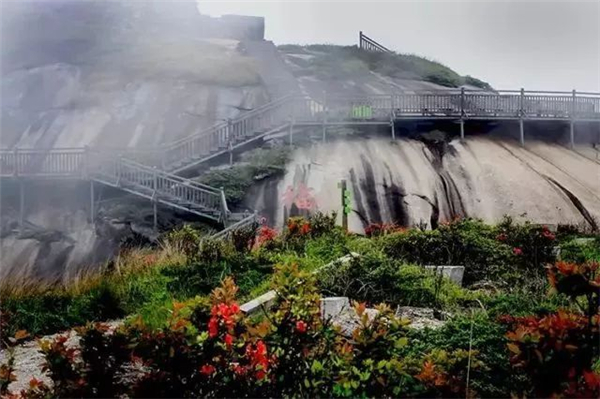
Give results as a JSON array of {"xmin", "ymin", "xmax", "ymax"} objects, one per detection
[
  {"xmin": 2, "ymin": 215, "xmax": 599, "ymax": 397},
  {"xmin": 279, "ymin": 44, "xmax": 492, "ymax": 89}
]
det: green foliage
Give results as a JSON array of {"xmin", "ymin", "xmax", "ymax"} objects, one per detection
[
  {"xmin": 319, "ymin": 250, "xmax": 472, "ymax": 310},
  {"xmin": 482, "ymin": 291, "xmax": 569, "ymax": 318},
  {"xmin": 164, "ymin": 224, "xmax": 202, "ymax": 258},
  {"xmin": 560, "ymin": 237, "xmax": 600, "ymax": 263},
  {"xmin": 37, "ymin": 266, "xmax": 479, "ymax": 398},
  {"xmin": 406, "ymin": 312, "xmax": 516, "ymax": 397},
  {"xmin": 279, "ymin": 44, "xmax": 492, "ymax": 89},
  {"xmin": 379, "ymin": 217, "xmax": 557, "ymax": 290},
  {"xmin": 463, "ymin": 75, "xmax": 493, "ymax": 90},
  {"xmin": 198, "ymin": 146, "xmax": 290, "ymax": 205}
]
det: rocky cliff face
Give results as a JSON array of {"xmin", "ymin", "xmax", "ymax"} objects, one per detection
[
  {"xmin": 2, "ymin": 2, "xmax": 598, "ymax": 282},
  {"xmin": 1, "ymin": 1, "xmax": 267, "ymax": 150},
  {"xmin": 0, "ymin": 1, "xmax": 267, "ymax": 281},
  {"xmin": 246, "ymin": 134, "xmax": 600, "ymax": 232}
]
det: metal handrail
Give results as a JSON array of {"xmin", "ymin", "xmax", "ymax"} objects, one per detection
[{"xmin": 209, "ymin": 211, "xmax": 258, "ymax": 240}]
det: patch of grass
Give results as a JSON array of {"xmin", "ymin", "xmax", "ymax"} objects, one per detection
[
  {"xmin": 0, "ymin": 245, "xmax": 187, "ymax": 339},
  {"xmin": 279, "ymin": 44, "xmax": 492, "ymax": 89}
]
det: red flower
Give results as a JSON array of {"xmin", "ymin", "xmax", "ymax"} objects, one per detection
[
  {"xmin": 496, "ymin": 233, "xmax": 508, "ymax": 241},
  {"xmin": 256, "ymin": 369, "xmax": 267, "ymax": 380},
  {"xmin": 230, "ymin": 303, "xmax": 240, "ymax": 314},
  {"xmin": 542, "ymin": 229, "xmax": 556, "ymax": 240},
  {"xmin": 513, "ymin": 247, "xmax": 523, "ymax": 256},
  {"xmin": 232, "ymin": 363, "xmax": 246, "ymax": 376},
  {"xmin": 208, "ymin": 317, "xmax": 218, "ymax": 338},
  {"xmin": 555, "ymin": 261, "xmax": 577, "ymax": 276},
  {"xmin": 583, "ymin": 370, "xmax": 600, "ymax": 389},
  {"xmin": 295, "ymin": 320, "xmax": 307, "ymax": 333},
  {"xmin": 200, "ymin": 364, "xmax": 215, "ymax": 376},
  {"xmin": 300, "ymin": 223, "xmax": 311, "ymax": 235},
  {"xmin": 224, "ymin": 333, "xmax": 234, "ymax": 348}
]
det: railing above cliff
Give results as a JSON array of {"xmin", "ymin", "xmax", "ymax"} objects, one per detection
[
  {"xmin": 359, "ymin": 31, "xmax": 391, "ymax": 53},
  {"xmin": 2, "ymin": 89, "xmax": 599, "ymax": 178}
]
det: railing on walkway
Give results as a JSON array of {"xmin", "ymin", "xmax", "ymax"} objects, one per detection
[
  {"xmin": 358, "ymin": 31, "xmax": 391, "ymax": 53},
  {"xmin": 0, "ymin": 148, "xmax": 85, "ymax": 178},
  {"xmin": 308, "ymin": 90, "xmax": 600, "ymax": 122},
  {"xmin": 90, "ymin": 152, "xmax": 226, "ymax": 214},
  {"xmin": 2, "ymin": 89, "xmax": 599, "ymax": 177},
  {"xmin": 0, "ymin": 148, "xmax": 229, "ymax": 222},
  {"xmin": 162, "ymin": 95, "xmax": 298, "ymax": 169}
]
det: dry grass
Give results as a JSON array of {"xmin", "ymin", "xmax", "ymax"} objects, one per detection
[{"xmin": 0, "ymin": 242, "xmax": 188, "ymax": 299}]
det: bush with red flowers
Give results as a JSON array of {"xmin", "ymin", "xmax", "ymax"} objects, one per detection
[
  {"xmin": 503, "ymin": 260, "xmax": 600, "ymax": 397},
  {"xmin": 33, "ymin": 264, "xmax": 482, "ymax": 398}
]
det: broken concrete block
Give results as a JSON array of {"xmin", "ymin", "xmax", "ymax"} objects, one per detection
[
  {"xmin": 240, "ymin": 290, "xmax": 277, "ymax": 315},
  {"xmin": 320, "ymin": 297, "xmax": 350, "ymax": 321},
  {"xmin": 424, "ymin": 265, "xmax": 465, "ymax": 286}
]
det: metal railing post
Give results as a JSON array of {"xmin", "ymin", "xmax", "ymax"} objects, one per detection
[
  {"xmin": 322, "ymin": 91, "xmax": 328, "ymax": 143},
  {"xmin": 90, "ymin": 180, "xmax": 95, "ymax": 223},
  {"xmin": 219, "ymin": 187, "xmax": 229, "ymax": 225},
  {"xmin": 460, "ymin": 87, "xmax": 466, "ymax": 141},
  {"xmin": 570, "ymin": 89, "xmax": 576, "ymax": 149},
  {"xmin": 289, "ymin": 115, "xmax": 295, "ymax": 147},
  {"xmin": 83, "ymin": 145, "xmax": 89, "ymax": 179},
  {"xmin": 152, "ymin": 166, "xmax": 158, "ymax": 232},
  {"xmin": 519, "ymin": 88, "xmax": 525, "ymax": 146},
  {"xmin": 13, "ymin": 147, "xmax": 18, "ymax": 177}
]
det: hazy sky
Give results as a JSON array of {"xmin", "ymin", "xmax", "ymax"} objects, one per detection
[{"xmin": 197, "ymin": 0, "xmax": 600, "ymax": 92}]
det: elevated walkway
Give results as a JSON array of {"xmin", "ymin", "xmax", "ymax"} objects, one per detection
[{"xmin": 2, "ymin": 89, "xmax": 599, "ymax": 231}]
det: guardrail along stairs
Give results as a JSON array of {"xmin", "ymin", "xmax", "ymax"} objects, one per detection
[{"xmin": 0, "ymin": 148, "xmax": 230, "ymax": 224}]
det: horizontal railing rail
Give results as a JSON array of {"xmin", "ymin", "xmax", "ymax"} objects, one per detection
[
  {"xmin": 0, "ymin": 148, "xmax": 85, "ymax": 177},
  {"xmin": 161, "ymin": 95, "xmax": 298, "ymax": 169},
  {"xmin": 88, "ymin": 152, "xmax": 228, "ymax": 220},
  {"xmin": 359, "ymin": 31, "xmax": 391, "ymax": 53},
  {"xmin": 209, "ymin": 211, "xmax": 258, "ymax": 241}
]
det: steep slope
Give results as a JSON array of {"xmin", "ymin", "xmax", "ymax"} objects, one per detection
[{"xmin": 1, "ymin": 1, "xmax": 267, "ymax": 149}]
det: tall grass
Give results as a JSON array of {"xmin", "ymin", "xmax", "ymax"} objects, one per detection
[{"xmin": 0, "ymin": 242, "xmax": 188, "ymax": 341}]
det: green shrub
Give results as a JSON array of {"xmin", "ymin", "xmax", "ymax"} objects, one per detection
[
  {"xmin": 379, "ymin": 217, "xmax": 556, "ymax": 290},
  {"xmin": 560, "ymin": 237, "xmax": 600, "ymax": 263},
  {"xmin": 165, "ymin": 224, "xmax": 202, "ymax": 258},
  {"xmin": 482, "ymin": 291, "xmax": 570, "ymax": 318},
  {"xmin": 34, "ymin": 266, "xmax": 479, "ymax": 398},
  {"xmin": 318, "ymin": 251, "xmax": 472, "ymax": 309},
  {"xmin": 198, "ymin": 146, "xmax": 290, "ymax": 206},
  {"xmin": 405, "ymin": 312, "xmax": 516, "ymax": 398}
]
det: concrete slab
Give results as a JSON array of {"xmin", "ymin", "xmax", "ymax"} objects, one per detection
[{"xmin": 424, "ymin": 265, "xmax": 465, "ymax": 286}]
